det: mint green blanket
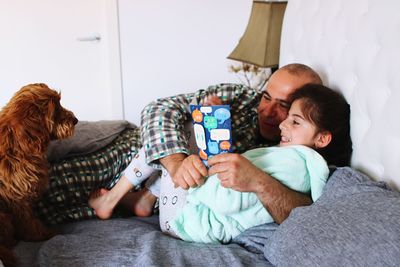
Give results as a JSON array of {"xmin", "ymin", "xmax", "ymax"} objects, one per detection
[{"xmin": 170, "ymin": 145, "xmax": 329, "ymax": 243}]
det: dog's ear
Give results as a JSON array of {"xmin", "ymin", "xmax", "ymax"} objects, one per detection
[{"xmin": 44, "ymin": 97, "xmax": 57, "ymax": 133}]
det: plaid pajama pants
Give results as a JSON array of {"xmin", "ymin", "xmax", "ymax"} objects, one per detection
[{"xmin": 35, "ymin": 128, "xmax": 142, "ymax": 225}]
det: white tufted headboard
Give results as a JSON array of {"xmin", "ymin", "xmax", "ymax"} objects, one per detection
[{"xmin": 280, "ymin": 0, "xmax": 400, "ymax": 190}]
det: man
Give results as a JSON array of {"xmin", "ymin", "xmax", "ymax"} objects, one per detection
[{"xmin": 138, "ymin": 63, "xmax": 323, "ymax": 224}]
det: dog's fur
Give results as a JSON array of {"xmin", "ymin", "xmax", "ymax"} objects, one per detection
[{"xmin": 0, "ymin": 83, "xmax": 77, "ymax": 266}]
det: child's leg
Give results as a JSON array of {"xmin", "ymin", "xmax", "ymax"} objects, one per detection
[
  {"xmin": 146, "ymin": 173, "xmax": 161, "ymax": 198},
  {"xmin": 159, "ymin": 167, "xmax": 188, "ymax": 237},
  {"xmin": 88, "ymin": 175, "xmax": 134, "ymax": 219},
  {"xmin": 115, "ymin": 120, "xmax": 195, "ymax": 219},
  {"xmin": 119, "ymin": 172, "xmax": 159, "ymax": 217},
  {"xmin": 123, "ymin": 147, "xmax": 157, "ymax": 186},
  {"xmin": 88, "ymin": 147, "xmax": 157, "ymax": 219}
]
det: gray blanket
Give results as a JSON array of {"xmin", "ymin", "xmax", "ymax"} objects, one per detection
[
  {"xmin": 263, "ymin": 167, "xmax": 400, "ymax": 266},
  {"xmin": 15, "ymin": 216, "xmax": 271, "ymax": 267},
  {"xmin": 14, "ymin": 154, "xmax": 400, "ymax": 266}
]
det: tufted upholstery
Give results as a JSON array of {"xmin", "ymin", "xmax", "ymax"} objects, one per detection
[{"xmin": 280, "ymin": 0, "xmax": 400, "ymax": 190}]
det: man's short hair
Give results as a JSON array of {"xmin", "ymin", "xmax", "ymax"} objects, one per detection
[{"xmin": 280, "ymin": 63, "xmax": 323, "ymax": 85}]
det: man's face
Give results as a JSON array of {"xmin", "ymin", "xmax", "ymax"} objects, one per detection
[{"xmin": 257, "ymin": 69, "xmax": 313, "ymax": 142}]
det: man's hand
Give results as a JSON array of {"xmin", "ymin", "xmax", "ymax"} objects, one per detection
[
  {"xmin": 202, "ymin": 95, "xmax": 223, "ymax": 106},
  {"xmin": 208, "ymin": 152, "xmax": 312, "ymax": 224},
  {"xmin": 208, "ymin": 153, "xmax": 265, "ymax": 192},
  {"xmin": 160, "ymin": 153, "xmax": 208, "ymax": 190}
]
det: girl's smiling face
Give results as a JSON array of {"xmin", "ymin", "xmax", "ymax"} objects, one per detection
[{"xmin": 279, "ymin": 99, "xmax": 320, "ymax": 148}]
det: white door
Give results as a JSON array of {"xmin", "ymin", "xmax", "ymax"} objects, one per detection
[{"xmin": 0, "ymin": 0, "xmax": 123, "ymax": 121}]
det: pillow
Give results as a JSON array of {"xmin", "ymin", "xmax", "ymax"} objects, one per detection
[
  {"xmin": 47, "ymin": 120, "xmax": 137, "ymax": 162},
  {"xmin": 264, "ymin": 167, "xmax": 400, "ymax": 266}
]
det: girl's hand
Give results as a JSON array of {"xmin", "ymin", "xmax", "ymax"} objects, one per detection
[{"xmin": 160, "ymin": 154, "xmax": 207, "ymax": 190}]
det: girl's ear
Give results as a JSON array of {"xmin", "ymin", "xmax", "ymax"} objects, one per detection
[{"xmin": 315, "ymin": 131, "xmax": 332, "ymax": 148}]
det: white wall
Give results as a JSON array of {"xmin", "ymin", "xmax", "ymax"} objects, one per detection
[
  {"xmin": 0, "ymin": 0, "xmax": 123, "ymax": 121},
  {"xmin": 0, "ymin": 1, "xmax": 252, "ymax": 123},
  {"xmin": 118, "ymin": 0, "xmax": 252, "ymax": 124}
]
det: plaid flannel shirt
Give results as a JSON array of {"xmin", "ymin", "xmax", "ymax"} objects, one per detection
[{"xmin": 140, "ymin": 83, "xmax": 269, "ymax": 168}]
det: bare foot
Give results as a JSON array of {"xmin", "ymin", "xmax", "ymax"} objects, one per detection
[
  {"xmin": 119, "ymin": 188, "xmax": 157, "ymax": 217},
  {"xmin": 88, "ymin": 188, "xmax": 116, "ymax": 219}
]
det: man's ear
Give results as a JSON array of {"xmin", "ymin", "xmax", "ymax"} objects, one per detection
[{"xmin": 315, "ymin": 131, "xmax": 332, "ymax": 149}]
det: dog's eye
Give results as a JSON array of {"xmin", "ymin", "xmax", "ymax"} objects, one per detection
[{"xmin": 52, "ymin": 103, "xmax": 61, "ymax": 117}]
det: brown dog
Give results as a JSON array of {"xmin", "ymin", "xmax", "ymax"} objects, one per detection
[{"xmin": 0, "ymin": 83, "xmax": 78, "ymax": 266}]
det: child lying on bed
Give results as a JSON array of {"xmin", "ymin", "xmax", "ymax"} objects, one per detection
[{"xmin": 89, "ymin": 83, "xmax": 352, "ymax": 243}]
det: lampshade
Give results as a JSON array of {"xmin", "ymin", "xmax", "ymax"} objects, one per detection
[{"xmin": 227, "ymin": 1, "xmax": 287, "ymax": 68}]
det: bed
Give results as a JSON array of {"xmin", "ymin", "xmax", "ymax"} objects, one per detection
[{"xmin": 11, "ymin": 0, "xmax": 400, "ymax": 266}]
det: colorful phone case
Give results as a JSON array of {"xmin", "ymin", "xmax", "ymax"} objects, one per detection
[{"xmin": 190, "ymin": 104, "xmax": 232, "ymax": 166}]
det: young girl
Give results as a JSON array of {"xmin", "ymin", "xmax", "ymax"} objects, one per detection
[
  {"xmin": 170, "ymin": 83, "xmax": 352, "ymax": 243},
  {"xmin": 89, "ymin": 83, "xmax": 352, "ymax": 243}
]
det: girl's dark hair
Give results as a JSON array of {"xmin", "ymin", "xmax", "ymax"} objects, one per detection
[{"xmin": 290, "ymin": 83, "xmax": 353, "ymax": 166}]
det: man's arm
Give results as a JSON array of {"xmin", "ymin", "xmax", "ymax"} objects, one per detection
[
  {"xmin": 252, "ymin": 173, "xmax": 312, "ymax": 224},
  {"xmin": 140, "ymin": 83, "xmax": 260, "ymax": 188},
  {"xmin": 208, "ymin": 153, "xmax": 312, "ymax": 224},
  {"xmin": 140, "ymin": 93, "xmax": 194, "ymax": 166}
]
